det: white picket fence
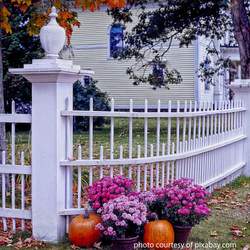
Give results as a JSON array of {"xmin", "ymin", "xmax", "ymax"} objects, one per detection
[
  {"xmin": 0, "ymin": 98, "xmax": 247, "ymax": 234},
  {"xmin": 0, "ymin": 101, "xmax": 32, "ymax": 232},
  {"xmin": 59, "ymin": 98, "xmax": 246, "ymax": 222}
]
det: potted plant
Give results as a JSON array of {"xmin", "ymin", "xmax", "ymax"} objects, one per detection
[
  {"xmin": 96, "ymin": 195, "xmax": 147, "ymax": 250},
  {"xmin": 135, "ymin": 191, "xmax": 175, "ymax": 250},
  {"xmin": 88, "ymin": 175, "xmax": 134, "ymax": 211},
  {"xmin": 163, "ymin": 179, "xmax": 211, "ymax": 244},
  {"xmin": 135, "ymin": 190, "xmax": 167, "ymax": 219}
]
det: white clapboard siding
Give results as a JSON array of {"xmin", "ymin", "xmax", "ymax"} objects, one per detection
[{"xmin": 71, "ymin": 9, "xmax": 196, "ymax": 107}]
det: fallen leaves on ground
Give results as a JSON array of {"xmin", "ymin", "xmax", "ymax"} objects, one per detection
[
  {"xmin": 210, "ymin": 230, "xmax": 219, "ymax": 237},
  {"xmin": 0, "ymin": 231, "xmax": 45, "ymax": 249},
  {"xmin": 12, "ymin": 237, "xmax": 46, "ymax": 249},
  {"xmin": 70, "ymin": 245, "xmax": 80, "ymax": 249},
  {"xmin": 0, "ymin": 231, "xmax": 12, "ymax": 246},
  {"xmin": 230, "ymin": 225, "xmax": 245, "ymax": 238},
  {"xmin": 208, "ymin": 188, "xmax": 250, "ymax": 212}
]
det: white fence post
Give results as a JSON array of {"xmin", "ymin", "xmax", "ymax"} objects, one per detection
[
  {"xmin": 231, "ymin": 79, "xmax": 250, "ymax": 176},
  {"xmin": 9, "ymin": 7, "xmax": 85, "ymax": 242}
]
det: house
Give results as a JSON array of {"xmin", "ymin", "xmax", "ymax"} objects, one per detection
[{"xmin": 70, "ymin": 8, "xmax": 239, "ymax": 109}]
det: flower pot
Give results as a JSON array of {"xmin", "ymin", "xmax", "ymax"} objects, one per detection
[
  {"xmin": 174, "ymin": 225, "xmax": 192, "ymax": 244},
  {"xmin": 111, "ymin": 236, "xmax": 139, "ymax": 250}
]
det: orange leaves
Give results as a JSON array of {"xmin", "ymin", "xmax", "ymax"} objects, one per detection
[
  {"xmin": 1, "ymin": 6, "xmax": 10, "ymax": 17},
  {"xmin": 53, "ymin": 0, "xmax": 62, "ymax": 9},
  {"xmin": 27, "ymin": 12, "xmax": 47, "ymax": 36},
  {"xmin": 0, "ymin": 6, "xmax": 12, "ymax": 33},
  {"xmin": 10, "ymin": 0, "xmax": 31, "ymax": 12},
  {"xmin": 1, "ymin": 0, "xmax": 126, "ymax": 42},
  {"xmin": 75, "ymin": 0, "xmax": 126, "ymax": 12},
  {"xmin": 107, "ymin": 0, "xmax": 126, "ymax": 9},
  {"xmin": 57, "ymin": 10, "xmax": 80, "ymax": 45},
  {"xmin": 0, "ymin": 0, "xmax": 32, "ymax": 33}
]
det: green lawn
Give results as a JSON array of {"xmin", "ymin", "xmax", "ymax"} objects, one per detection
[
  {"xmin": 189, "ymin": 176, "xmax": 250, "ymax": 250},
  {"xmin": 0, "ymin": 176, "xmax": 249, "ymax": 249},
  {"xmin": 8, "ymin": 117, "xmax": 180, "ymax": 164}
]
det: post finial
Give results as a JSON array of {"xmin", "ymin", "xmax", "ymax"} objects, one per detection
[
  {"xmin": 50, "ymin": 6, "xmax": 58, "ymax": 18},
  {"xmin": 39, "ymin": 6, "xmax": 66, "ymax": 59}
]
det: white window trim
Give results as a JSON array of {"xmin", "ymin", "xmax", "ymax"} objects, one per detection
[{"xmin": 107, "ymin": 25, "xmax": 113, "ymax": 60}]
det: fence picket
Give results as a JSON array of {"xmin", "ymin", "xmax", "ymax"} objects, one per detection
[
  {"xmin": 100, "ymin": 146, "xmax": 104, "ymax": 179},
  {"xmin": 1, "ymin": 151, "xmax": 7, "ymax": 231},
  {"xmin": 183, "ymin": 100, "xmax": 187, "ymax": 142},
  {"xmin": 20, "ymin": 152, "xmax": 25, "ymax": 230},
  {"xmin": 171, "ymin": 143, "xmax": 175, "ymax": 181},
  {"xmin": 77, "ymin": 145, "xmax": 82, "ymax": 208},
  {"xmin": 214, "ymin": 101, "xmax": 218, "ymax": 135},
  {"xmin": 119, "ymin": 145, "xmax": 123, "ymax": 176},
  {"xmin": 188, "ymin": 101, "xmax": 192, "ymax": 150},
  {"xmin": 128, "ymin": 99, "xmax": 133, "ymax": 179},
  {"xmin": 193, "ymin": 101, "xmax": 197, "ymax": 140},
  {"xmin": 110, "ymin": 99, "xmax": 115, "ymax": 178},
  {"xmin": 161, "ymin": 143, "xmax": 165, "ymax": 187},
  {"xmin": 198, "ymin": 101, "xmax": 202, "ymax": 140},
  {"xmin": 150, "ymin": 144, "xmax": 154, "ymax": 189},
  {"xmin": 137, "ymin": 145, "xmax": 141, "ymax": 192},
  {"xmin": 176, "ymin": 101, "xmax": 180, "ymax": 153},
  {"xmin": 89, "ymin": 98, "xmax": 94, "ymax": 186},
  {"xmin": 144, "ymin": 99, "xmax": 148, "ymax": 158},
  {"xmin": 156, "ymin": 100, "xmax": 161, "ymax": 188},
  {"xmin": 11, "ymin": 101, "xmax": 16, "ymax": 232}
]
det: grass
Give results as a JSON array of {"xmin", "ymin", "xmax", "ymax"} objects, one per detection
[
  {"xmin": 7, "ymin": 118, "xmax": 180, "ymax": 164},
  {"xmin": 0, "ymin": 176, "xmax": 249, "ymax": 249},
  {"xmin": 189, "ymin": 176, "xmax": 250, "ymax": 250}
]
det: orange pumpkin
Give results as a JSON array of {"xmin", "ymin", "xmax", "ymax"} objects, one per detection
[
  {"xmin": 144, "ymin": 220, "xmax": 174, "ymax": 250},
  {"xmin": 69, "ymin": 211, "xmax": 101, "ymax": 247}
]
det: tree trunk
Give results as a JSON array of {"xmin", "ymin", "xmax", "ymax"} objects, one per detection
[
  {"xmin": 0, "ymin": 31, "xmax": 6, "ymax": 160},
  {"xmin": 231, "ymin": 0, "xmax": 250, "ymax": 79}
]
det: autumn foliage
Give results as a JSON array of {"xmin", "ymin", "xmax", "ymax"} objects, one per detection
[{"xmin": 0, "ymin": 0, "xmax": 126, "ymax": 44}]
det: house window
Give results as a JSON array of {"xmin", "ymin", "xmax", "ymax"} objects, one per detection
[
  {"xmin": 152, "ymin": 64, "xmax": 164, "ymax": 85},
  {"xmin": 109, "ymin": 24, "xmax": 124, "ymax": 58},
  {"xmin": 204, "ymin": 56, "xmax": 211, "ymax": 91}
]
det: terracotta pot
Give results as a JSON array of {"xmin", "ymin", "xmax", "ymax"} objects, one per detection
[
  {"xmin": 173, "ymin": 225, "xmax": 192, "ymax": 244},
  {"xmin": 111, "ymin": 236, "xmax": 139, "ymax": 250}
]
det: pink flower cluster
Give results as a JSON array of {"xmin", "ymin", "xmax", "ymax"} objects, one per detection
[
  {"xmin": 136, "ymin": 191, "xmax": 157, "ymax": 204},
  {"xmin": 96, "ymin": 195, "xmax": 147, "ymax": 239},
  {"xmin": 161, "ymin": 178, "xmax": 211, "ymax": 226},
  {"xmin": 88, "ymin": 176, "xmax": 134, "ymax": 211}
]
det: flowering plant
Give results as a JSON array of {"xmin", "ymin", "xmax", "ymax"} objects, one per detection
[
  {"xmin": 163, "ymin": 178, "xmax": 211, "ymax": 226},
  {"xmin": 88, "ymin": 176, "xmax": 134, "ymax": 211},
  {"xmin": 96, "ymin": 195, "xmax": 147, "ymax": 239},
  {"xmin": 133, "ymin": 179, "xmax": 210, "ymax": 226},
  {"xmin": 131, "ymin": 191, "xmax": 165, "ymax": 220}
]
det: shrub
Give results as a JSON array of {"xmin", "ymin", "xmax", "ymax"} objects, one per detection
[
  {"xmin": 96, "ymin": 195, "xmax": 147, "ymax": 239},
  {"xmin": 73, "ymin": 80, "xmax": 110, "ymax": 131},
  {"xmin": 88, "ymin": 176, "xmax": 134, "ymax": 212}
]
